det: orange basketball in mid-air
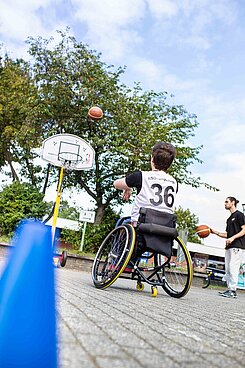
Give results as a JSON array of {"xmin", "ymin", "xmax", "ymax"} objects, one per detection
[
  {"xmin": 196, "ymin": 224, "xmax": 211, "ymax": 238},
  {"xmin": 88, "ymin": 106, "xmax": 103, "ymax": 120}
]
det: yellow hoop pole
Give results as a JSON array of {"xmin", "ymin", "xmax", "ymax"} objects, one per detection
[{"xmin": 52, "ymin": 166, "xmax": 64, "ymax": 245}]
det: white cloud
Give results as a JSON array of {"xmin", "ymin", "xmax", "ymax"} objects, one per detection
[
  {"xmin": 146, "ymin": 0, "xmax": 178, "ymax": 18},
  {"xmin": 71, "ymin": 0, "xmax": 145, "ymax": 60},
  {"xmin": 131, "ymin": 59, "xmax": 163, "ymax": 86},
  {"xmin": 211, "ymin": 124, "xmax": 245, "ymax": 149},
  {"xmin": 1, "ymin": 1, "xmax": 52, "ymax": 40},
  {"xmin": 147, "ymin": 0, "xmax": 239, "ymax": 51},
  {"xmin": 0, "ymin": 0, "xmax": 69, "ymax": 58},
  {"xmin": 73, "ymin": 0, "xmax": 145, "ymax": 25}
]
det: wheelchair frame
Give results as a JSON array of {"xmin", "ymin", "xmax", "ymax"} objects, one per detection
[{"xmin": 92, "ymin": 222, "xmax": 193, "ymax": 298}]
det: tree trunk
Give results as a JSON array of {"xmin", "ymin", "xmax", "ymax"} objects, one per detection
[
  {"xmin": 94, "ymin": 204, "xmax": 106, "ymax": 225},
  {"xmin": 6, "ymin": 151, "xmax": 19, "ymax": 182},
  {"xmin": 25, "ymin": 157, "xmax": 37, "ymax": 187},
  {"xmin": 42, "ymin": 163, "xmax": 51, "ymax": 195}
]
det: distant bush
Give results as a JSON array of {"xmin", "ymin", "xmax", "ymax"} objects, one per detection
[
  {"xmin": 0, "ymin": 181, "xmax": 49, "ymax": 236},
  {"xmin": 79, "ymin": 207, "xmax": 120, "ymax": 253},
  {"xmin": 51, "ymin": 203, "xmax": 120, "ymax": 253}
]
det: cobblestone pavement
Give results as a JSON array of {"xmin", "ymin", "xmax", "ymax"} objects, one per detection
[{"xmin": 57, "ymin": 268, "xmax": 245, "ymax": 368}]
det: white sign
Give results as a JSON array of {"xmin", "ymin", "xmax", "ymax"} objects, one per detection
[
  {"xmin": 45, "ymin": 217, "xmax": 81, "ymax": 231},
  {"xmin": 79, "ymin": 210, "xmax": 96, "ymax": 223}
]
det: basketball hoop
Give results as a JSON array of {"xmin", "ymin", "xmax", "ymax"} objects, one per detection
[
  {"xmin": 40, "ymin": 133, "xmax": 95, "ymax": 249},
  {"xmin": 41, "ymin": 133, "xmax": 95, "ymax": 170},
  {"xmin": 58, "ymin": 152, "xmax": 83, "ymax": 171}
]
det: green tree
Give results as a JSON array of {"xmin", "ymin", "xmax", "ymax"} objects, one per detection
[
  {"xmin": 174, "ymin": 206, "xmax": 201, "ymax": 243},
  {"xmin": 25, "ymin": 30, "xmax": 217, "ymax": 224},
  {"xmin": 0, "ymin": 182, "xmax": 48, "ymax": 236},
  {"xmin": 57, "ymin": 200, "xmax": 80, "ymax": 220},
  {"xmin": 0, "ymin": 54, "xmax": 45, "ymax": 185}
]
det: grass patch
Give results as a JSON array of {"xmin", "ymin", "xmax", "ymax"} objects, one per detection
[{"xmin": 55, "ymin": 247, "xmax": 95, "ymax": 258}]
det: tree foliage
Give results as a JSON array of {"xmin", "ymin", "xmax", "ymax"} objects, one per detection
[
  {"xmin": 0, "ymin": 182, "xmax": 48, "ymax": 236},
  {"xmin": 0, "ymin": 55, "xmax": 44, "ymax": 186},
  {"xmin": 174, "ymin": 206, "xmax": 201, "ymax": 243}
]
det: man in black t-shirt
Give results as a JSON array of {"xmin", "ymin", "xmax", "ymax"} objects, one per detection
[{"xmin": 210, "ymin": 196, "xmax": 245, "ymax": 298}]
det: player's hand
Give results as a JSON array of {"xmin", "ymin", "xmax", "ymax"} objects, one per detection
[{"xmin": 122, "ymin": 189, "xmax": 132, "ymax": 201}]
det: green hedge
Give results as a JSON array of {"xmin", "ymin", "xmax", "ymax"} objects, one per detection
[{"xmin": 0, "ymin": 181, "xmax": 49, "ymax": 236}]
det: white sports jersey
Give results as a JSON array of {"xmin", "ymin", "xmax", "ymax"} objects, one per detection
[{"xmin": 131, "ymin": 171, "xmax": 177, "ymax": 222}]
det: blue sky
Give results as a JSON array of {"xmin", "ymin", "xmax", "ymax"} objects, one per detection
[{"xmin": 1, "ymin": 0, "xmax": 245, "ymax": 247}]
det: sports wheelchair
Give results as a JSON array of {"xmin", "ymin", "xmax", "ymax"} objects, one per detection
[{"xmin": 92, "ymin": 208, "xmax": 193, "ymax": 298}]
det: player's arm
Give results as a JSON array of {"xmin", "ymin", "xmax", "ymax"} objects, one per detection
[
  {"xmin": 210, "ymin": 228, "xmax": 227, "ymax": 238},
  {"xmin": 113, "ymin": 178, "xmax": 132, "ymax": 201},
  {"xmin": 114, "ymin": 178, "xmax": 128, "ymax": 190}
]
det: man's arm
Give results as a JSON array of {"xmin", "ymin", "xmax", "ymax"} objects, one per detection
[{"xmin": 210, "ymin": 228, "xmax": 227, "ymax": 238}]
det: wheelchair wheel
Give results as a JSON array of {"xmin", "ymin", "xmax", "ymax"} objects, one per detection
[
  {"xmin": 156, "ymin": 236, "xmax": 193, "ymax": 298},
  {"xmin": 202, "ymin": 276, "xmax": 211, "ymax": 289},
  {"xmin": 92, "ymin": 224, "xmax": 136, "ymax": 289},
  {"xmin": 60, "ymin": 250, "xmax": 67, "ymax": 267},
  {"xmin": 202, "ymin": 271, "xmax": 212, "ymax": 289}
]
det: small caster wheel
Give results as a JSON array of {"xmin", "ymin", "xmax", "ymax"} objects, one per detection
[
  {"xmin": 60, "ymin": 251, "xmax": 67, "ymax": 267},
  {"xmin": 136, "ymin": 282, "xmax": 144, "ymax": 291},
  {"xmin": 53, "ymin": 256, "xmax": 61, "ymax": 268},
  {"xmin": 151, "ymin": 286, "xmax": 158, "ymax": 297}
]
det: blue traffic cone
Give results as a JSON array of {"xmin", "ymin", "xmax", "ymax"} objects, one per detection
[{"xmin": 0, "ymin": 220, "xmax": 57, "ymax": 368}]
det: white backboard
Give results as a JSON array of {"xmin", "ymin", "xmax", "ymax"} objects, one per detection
[{"xmin": 41, "ymin": 134, "xmax": 95, "ymax": 170}]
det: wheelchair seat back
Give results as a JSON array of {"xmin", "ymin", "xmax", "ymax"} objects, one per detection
[{"xmin": 137, "ymin": 207, "xmax": 178, "ymax": 258}]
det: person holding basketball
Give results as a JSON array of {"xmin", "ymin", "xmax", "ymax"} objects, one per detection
[
  {"xmin": 113, "ymin": 141, "xmax": 178, "ymax": 225},
  {"xmin": 210, "ymin": 197, "xmax": 245, "ymax": 298}
]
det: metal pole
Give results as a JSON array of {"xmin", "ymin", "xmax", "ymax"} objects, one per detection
[
  {"xmin": 79, "ymin": 222, "xmax": 87, "ymax": 252},
  {"xmin": 52, "ymin": 167, "xmax": 64, "ymax": 246},
  {"xmin": 177, "ymin": 228, "xmax": 188, "ymax": 262}
]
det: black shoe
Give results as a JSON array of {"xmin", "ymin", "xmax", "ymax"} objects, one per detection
[
  {"xmin": 218, "ymin": 290, "xmax": 226, "ymax": 294},
  {"xmin": 219, "ymin": 290, "xmax": 237, "ymax": 298}
]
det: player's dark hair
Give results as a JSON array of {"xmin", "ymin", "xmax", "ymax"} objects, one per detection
[
  {"xmin": 152, "ymin": 142, "xmax": 176, "ymax": 171},
  {"xmin": 227, "ymin": 196, "xmax": 239, "ymax": 207}
]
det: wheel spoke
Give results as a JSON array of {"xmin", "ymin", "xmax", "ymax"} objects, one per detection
[
  {"xmin": 157, "ymin": 237, "xmax": 193, "ymax": 298},
  {"xmin": 92, "ymin": 224, "xmax": 135, "ymax": 289}
]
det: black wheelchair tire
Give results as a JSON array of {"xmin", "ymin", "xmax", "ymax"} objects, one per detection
[
  {"xmin": 60, "ymin": 250, "xmax": 67, "ymax": 267},
  {"xmin": 202, "ymin": 275, "xmax": 211, "ymax": 289},
  {"xmin": 92, "ymin": 224, "xmax": 135, "ymax": 289},
  {"xmin": 158, "ymin": 236, "xmax": 193, "ymax": 298}
]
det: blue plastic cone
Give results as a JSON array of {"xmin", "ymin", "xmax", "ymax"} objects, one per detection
[{"xmin": 0, "ymin": 220, "xmax": 57, "ymax": 368}]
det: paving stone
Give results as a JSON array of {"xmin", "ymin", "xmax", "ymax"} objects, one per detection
[
  {"xmin": 56, "ymin": 269, "xmax": 245, "ymax": 368},
  {"xmin": 1, "ymin": 258, "xmax": 245, "ymax": 368}
]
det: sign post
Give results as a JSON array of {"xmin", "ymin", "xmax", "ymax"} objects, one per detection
[{"xmin": 79, "ymin": 210, "xmax": 96, "ymax": 252}]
